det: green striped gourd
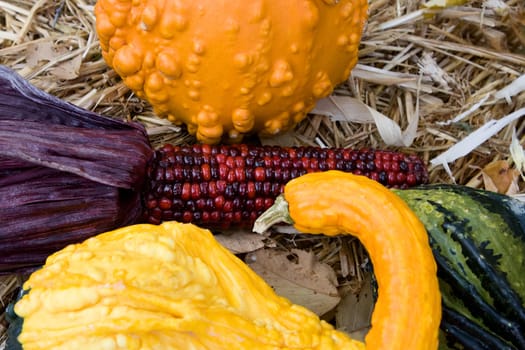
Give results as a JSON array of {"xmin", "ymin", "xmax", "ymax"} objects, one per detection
[{"xmin": 394, "ymin": 185, "xmax": 525, "ymax": 350}]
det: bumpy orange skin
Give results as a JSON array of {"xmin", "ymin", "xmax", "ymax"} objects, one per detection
[{"xmin": 95, "ymin": 0, "xmax": 368, "ymax": 143}]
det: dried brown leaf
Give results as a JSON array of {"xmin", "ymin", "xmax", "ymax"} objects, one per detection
[
  {"xmin": 214, "ymin": 231, "xmax": 268, "ymax": 254},
  {"xmin": 247, "ymin": 248, "xmax": 341, "ymax": 316},
  {"xmin": 25, "ymin": 41, "xmax": 81, "ymax": 80},
  {"xmin": 335, "ymin": 273, "xmax": 374, "ymax": 342},
  {"xmin": 481, "ymin": 160, "xmax": 520, "ymax": 194}
]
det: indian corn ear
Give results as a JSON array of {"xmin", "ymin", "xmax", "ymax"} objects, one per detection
[{"xmin": 143, "ymin": 143, "xmax": 428, "ymax": 228}]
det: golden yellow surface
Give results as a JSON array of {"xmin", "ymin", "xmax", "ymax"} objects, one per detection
[{"xmin": 15, "ymin": 222, "xmax": 365, "ymax": 350}]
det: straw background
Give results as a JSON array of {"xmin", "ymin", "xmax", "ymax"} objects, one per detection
[{"xmin": 1, "ymin": 0, "xmax": 524, "ymax": 345}]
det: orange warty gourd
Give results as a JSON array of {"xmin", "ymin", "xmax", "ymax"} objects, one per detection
[
  {"xmin": 13, "ymin": 171, "xmax": 440, "ymax": 349},
  {"xmin": 94, "ymin": 0, "xmax": 368, "ymax": 143}
]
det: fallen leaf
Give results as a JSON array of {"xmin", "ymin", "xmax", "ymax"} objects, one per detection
[
  {"xmin": 26, "ymin": 42, "xmax": 58, "ymax": 67},
  {"xmin": 214, "ymin": 230, "xmax": 268, "ymax": 254},
  {"xmin": 25, "ymin": 41, "xmax": 81, "ymax": 80},
  {"xmin": 311, "ymin": 95, "xmax": 419, "ymax": 147},
  {"xmin": 481, "ymin": 160, "xmax": 520, "ymax": 195},
  {"xmin": 335, "ymin": 272, "xmax": 374, "ymax": 342},
  {"xmin": 246, "ymin": 248, "xmax": 341, "ymax": 316},
  {"xmin": 50, "ymin": 54, "xmax": 82, "ymax": 80}
]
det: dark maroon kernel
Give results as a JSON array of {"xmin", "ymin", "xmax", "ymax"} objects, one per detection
[
  {"xmin": 318, "ymin": 159, "xmax": 328, "ymax": 171},
  {"xmin": 172, "ymin": 199, "xmax": 184, "ymax": 210},
  {"xmin": 182, "ymin": 167, "xmax": 192, "ymax": 180},
  {"xmin": 150, "ymin": 207, "xmax": 162, "ymax": 220},
  {"xmin": 265, "ymin": 167, "xmax": 273, "ymax": 180},
  {"xmin": 196, "ymin": 198, "xmax": 207, "ymax": 210},
  {"xmin": 263, "ymin": 182, "xmax": 271, "ymax": 195},
  {"xmin": 290, "ymin": 169, "xmax": 302, "ymax": 178},
  {"xmin": 185, "ymin": 200, "xmax": 196, "ymax": 212},
  {"xmin": 378, "ymin": 171, "xmax": 388, "ymax": 185},
  {"xmin": 282, "ymin": 169, "xmax": 291, "ymax": 182},
  {"xmin": 273, "ymin": 168, "xmax": 282, "ymax": 181},
  {"xmin": 174, "ymin": 152, "xmax": 184, "ymax": 164}
]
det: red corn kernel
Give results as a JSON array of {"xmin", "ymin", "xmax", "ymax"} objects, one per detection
[
  {"xmin": 388, "ymin": 172, "xmax": 397, "ymax": 186},
  {"xmin": 201, "ymin": 143, "xmax": 212, "ymax": 154},
  {"xmin": 391, "ymin": 162, "xmax": 400, "ymax": 172},
  {"xmin": 216, "ymin": 180, "xmax": 226, "ymax": 193},
  {"xmin": 182, "ymin": 211, "xmax": 193, "ymax": 223},
  {"xmin": 223, "ymin": 200, "xmax": 233, "ymax": 213},
  {"xmin": 407, "ymin": 173, "xmax": 417, "ymax": 186},
  {"xmin": 234, "ymin": 156, "xmax": 245, "ymax": 168},
  {"xmin": 233, "ymin": 211, "xmax": 242, "ymax": 223},
  {"xmin": 181, "ymin": 183, "xmax": 191, "ymax": 200},
  {"xmin": 225, "ymin": 156, "xmax": 235, "ymax": 168},
  {"xmin": 254, "ymin": 198, "xmax": 265, "ymax": 211},
  {"xmin": 218, "ymin": 164, "xmax": 229, "ymax": 179},
  {"xmin": 254, "ymin": 167, "xmax": 265, "ymax": 181},
  {"xmin": 201, "ymin": 163, "xmax": 211, "ymax": 181},
  {"xmin": 227, "ymin": 169, "xmax": 236, "ymax": 183},
  {"xmin": 148, "ymin": 215, "xmax": 161, "ymax": 225},
  {"xmin": 208, "ymin": 181, "xmax": 217, "ymax": 197},
  {"xmin": 214, "ymin": 195, "xmax": 224, "ymax": 209},
  {"xmin": 215, "ymin": 153, "xmax": 226, "ymax": 164},
  {"xmin": 196, "ymin": 199, "xmax": 207, "ymax": 210},
  {"xmin": 210, "ymin": 211, "xmax": 220, "ymax": 222},
  {"xmin": 160, "ymin": 144, "xmax": 174, "ymax": 153},
  {"xmin": 396, "ymin": 172, "xmax": 406, "ymax": 185},
  {"xmin": 201, "ymin": 211, "xmax": 210, "ymax": 223},
  {"xmin": 158, "ymin": 198, "xmax": 172, "ymax": 210},
  {"xmin": 234, "ymin": 168, "xmax": 245, "ymax": 182},
  {"xmin": 247, "ymin": 182, "xmax": 256, "ymax": 199},
  {"xmin": 191, "ymin": 183, "xmax": 200, "ymax": 200}
]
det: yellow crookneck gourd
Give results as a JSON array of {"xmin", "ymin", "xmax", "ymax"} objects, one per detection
[
  {"xmin": 14, "ymin": 171, "xmax": 441, "ymax": 349},
  {"xmin": 94, "ymin": 0, "xmax": 368, "ymax": 143}
]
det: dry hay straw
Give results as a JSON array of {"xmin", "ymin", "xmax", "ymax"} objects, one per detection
[{"xmin": 0, "ymin": 0, "xmax": 524, "ymax": 344}]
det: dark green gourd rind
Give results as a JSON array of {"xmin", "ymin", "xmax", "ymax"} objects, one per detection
[{"xmin": 395, "ymin": 184, "xmax": 525, "ymax": 350}]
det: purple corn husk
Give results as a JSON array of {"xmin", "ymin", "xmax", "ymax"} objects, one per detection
[{"xmin": 0, "ymin": 66, "xmax": 153, "ymax": 273}]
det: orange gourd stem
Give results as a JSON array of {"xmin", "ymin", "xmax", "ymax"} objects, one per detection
[{"xmin": 254, "ymin": 170, "xmax": 441, "ymax": 350}]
